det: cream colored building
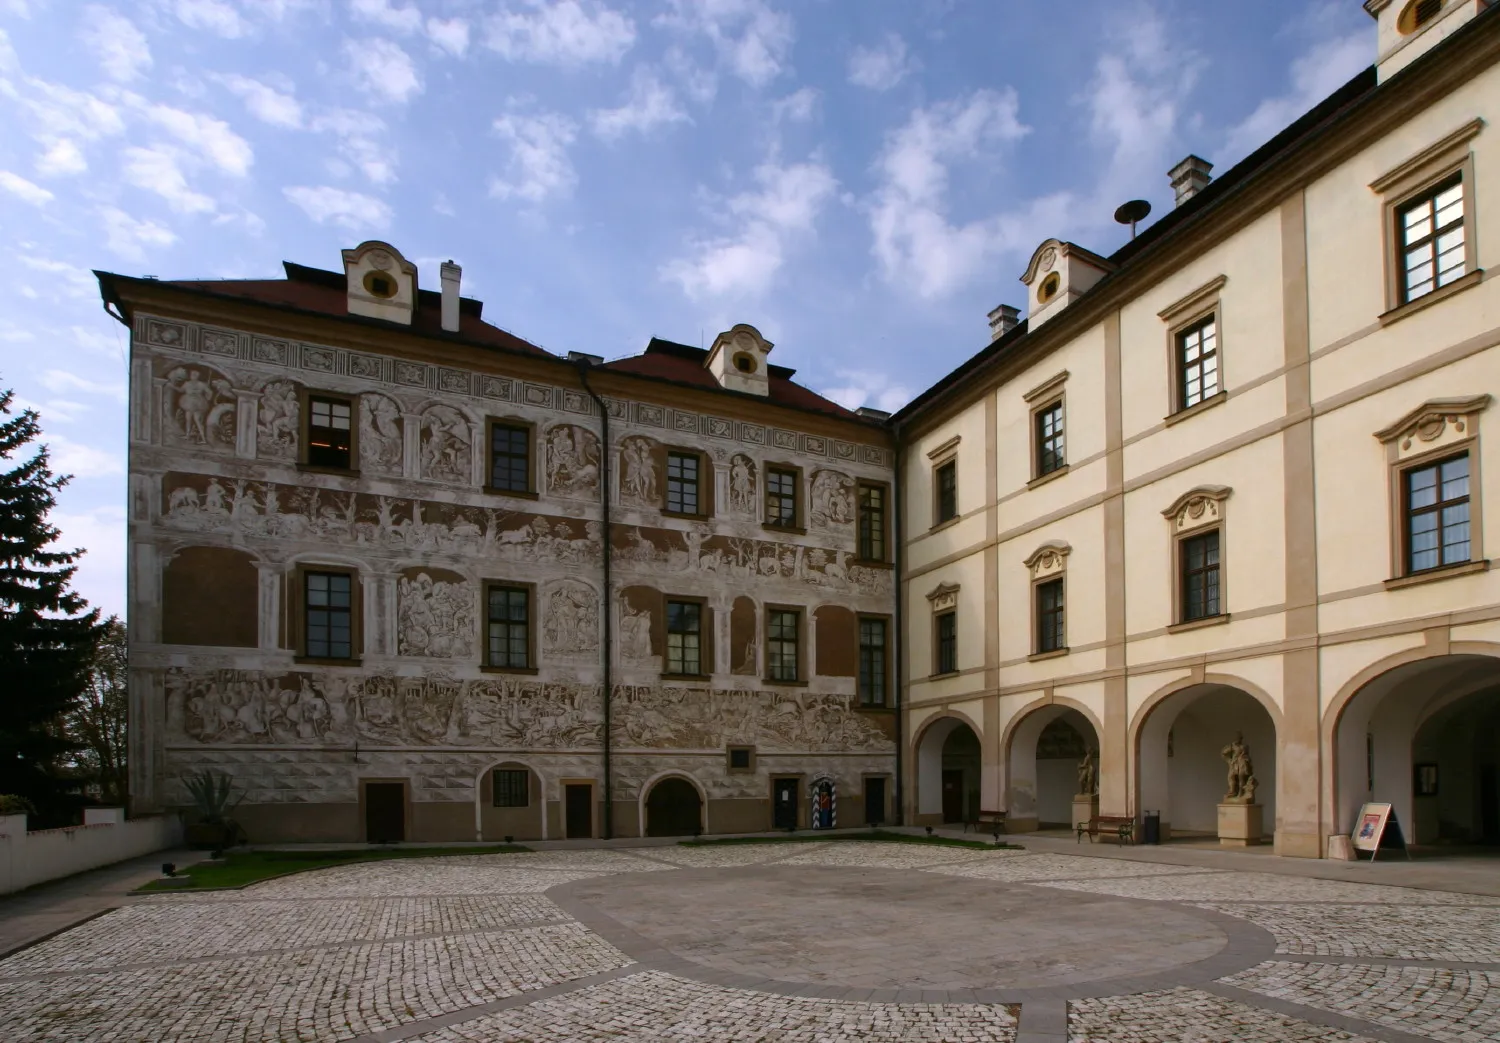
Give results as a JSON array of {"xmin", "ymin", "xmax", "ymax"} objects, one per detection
[{"xmin": 893, "ymin": 0, "xmax": 1500, "ymax": 857}]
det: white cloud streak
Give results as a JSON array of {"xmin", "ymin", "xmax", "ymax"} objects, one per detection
[
  {"xmin": 344, "ymin": 37, "xmax": 422, "ymax": 103},
  {"xmin": 0, "ymin": 170, "xmax": 54, "ymax": 205},
  {"xmin": 283, "ymin": 185, "xmax": 393, "ymax": 230},
  {"xmin": 490, "ymin": 111, "xmax": 578, "ymax": 202},
  {"xmin": 848, "ymin": 33, "xmax": 913, "ymax": 92},
  {"xmin": 485, "ymin": 0, "xmax": 636, "ymax": 66},
  {"xmin": 656, "ymin": 0, "xmax": 793, "ymax": 88},
  {"xmin": 81, "ymin": 6, "xmax": 152, "ymax": 82},
  {"xmin": 98, "ymin": 206, "xmax": 177, "ymax": 261},
  {"xmin": 590, "ymin": 67, "xmax": 689, "ymax": 140},
  {"xmin": 218, "ymin": 74, "xmax": 302, "ymax": 127}
]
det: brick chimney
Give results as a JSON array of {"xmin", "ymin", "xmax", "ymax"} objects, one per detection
[
  {"xmin": 439, "ymin": 260, "xmax": 461, "ymax": 333},
  {"xmin": 988, "ymin": 303, "xmax": 1020, "ymax": 341},
  {"xmin": 1168, "ymin": 155, "xmax": 1214, "ymax": 207}
]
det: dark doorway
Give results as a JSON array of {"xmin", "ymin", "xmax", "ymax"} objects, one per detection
[
  {"xmin": 646, "ymin": 777, "xmax": 703, "ymax": 837},
  {"xmin": 565, "ymin": 783, "xmax": 593, "ymax": 839},
  {"xmin": 773, "ymin": 777, "xmax": 799, "ymax": 829},
  {"xmin": 365, "ymin": 782, "xmax": 405, "ymax": 843},
  {"xmin": 942, "ymin": 769, "xmax": 964, "ymax": 824},
  {"xmin": 1482, "ymin": 765, "xmax": 1499, "ymax": 843},
  {"xmin": 864, "ymin": 777, "xmax": 886, "ymax": 826}
]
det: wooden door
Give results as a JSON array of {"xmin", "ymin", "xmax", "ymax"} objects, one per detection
[
  {"xmin": 773, "ymin": 778, "xmax": 798, "ymax": 830},
  {"xmin": 365, "ymin": 782, "xmax": 405, "ymax": 843},
  {"xmin": 941, "ymin": 770, "xmax": 964, "ymax": 824},
  {"xmin": 864, "ymin": 777, "xmax": 886, "ymax": 827},
  {"xmin": 565, "ymin": 784, "xmax": 593, "ymax": 839}
]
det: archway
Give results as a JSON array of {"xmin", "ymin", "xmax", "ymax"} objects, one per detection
[
  {"xmin": 473, "ymin": 760, "xmax": 544, "ymax": 842},
  {"xmin": 1332, "ymin": 653, "xmax": 1500, "ymax": 846},
  {"xmin": 1137, "ymin": 682, "xmax": 1278, "ymax": 843},
  {"xmin": 915, "ymin": 716, "xmax": 981, "ymax": 824},
  {"xmin": 1006, "ymin": 704, "xmax": 1100, "ymax": 832},
  {"xmin": 644, "ymin": 776, "xmax": 704, "ymax": 837}
]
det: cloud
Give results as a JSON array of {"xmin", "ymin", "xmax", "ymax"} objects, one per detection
[
  {"xmin": 1223, "ymin": 29, "xmax": 1370, "ymax": 162},
  {"xmin": 121, "ymin": 146, "xmax": 216, "ymax": 213},
  {"xmin": 657, "ymin": 0, "xmax": 793, "ymax": 88},
  {"xmin": 283, "ymin": 185, "xmax": 393, "ymax": 230},
  {"xmin": 818, "ymin": 370, "xmax": 912, "ymax": 414},
  {"xmin": 345, "ymin": 37, "xmax": 422, "ymax": 103},
  {"xmin": 848, "ymin": 33, "xmax": 913, "ymax": 92},
  {"xmin": 18, "ymin": 256, "xmax": 99, "ymax": 298},
  {"xmin": 50, "ymin": 505, "xmax": 128, "ymax": 619},
  {"xmin": 490, "ymin": 111, "xmax": 578, "ymax": 202},
  {"xmin": 40, "ymin": 370, "xmax": 127, "ymax": 402},
  {"xmin": 99, "ymin": 206, "xmax": 178, "ymax": 261},
  {"xmin": 771, "ymin": 86, "xmax": 817, "ymax": 124},
  {"xmin": 427, "ymin": 17, "xmax": 470, "ymax": 56},
  {"xmin": 143, "ymin": 103, "xmax": 254, "ymax": 174},
  {"xmin": 590, "ymin": 67, "xmax": 689, "ymax": 140},
  {"xmin": 663, "ymin": 157, "xmax": 836, "ymax": 299},
  {"xmin": 81, "ymin": 6, "xmax": 152, "ymax": 82},
  {"xmin": 868, "ymin": 89, "xmax": 1041, "ymax": 299},
  {"xmin": 218, "ymin": 74, "xmax": 302, "ymax": 127},
  {"xmin": 45, "ymin": 433, "xmax": 125, "ymax": 478},
  {"xmin": 349, "ymin": 0, "xmax": 422, "ymax": 34},
  {"xmin": 485, "ymin": 0, "xmax": 635, "ymax": 66},
  {"xmin": 311, "ymin": 108, "xmax": 396, "ymax": 183},
  {"xmin": 36, "ymin": 140, "xmax": 87, "ymax": 176},
  {"xmin": 170, "ymin": 0, "xmax": 247, "ymax": 37},
  {"xmin": 0, "ymin": 170, "xmax": 54, "ymax": 205}
]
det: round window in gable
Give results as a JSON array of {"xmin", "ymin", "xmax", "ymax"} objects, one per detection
[
  {"xmin": 1398, "ymin": 0, "xmax": 1445, "ymax": 34},
  {"xmin": 363, "ymin": 271, "xmax": 398, "ymax": 299},
  {"xmin": 1038, "ymin": 271, "xmax": 1062, "ymax": 304},
  {"xmin": 732, "ymin": 351, "xmax": 757, "ymax": 374}
]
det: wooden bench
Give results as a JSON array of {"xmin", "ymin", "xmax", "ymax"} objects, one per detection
[
  {"xmin": 965, "ymin": 809, "xmax": 1007, "ymax": 840},
  {"xmin": 1076, "ymin": 815, "xmax": 1135, "ymax": 844}
]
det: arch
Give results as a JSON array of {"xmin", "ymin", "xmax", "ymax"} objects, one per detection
[
  {"xmin": 472, "ymin": 758, "xmax": 545, "ymax": 842},
  {"xmin": 913, "ymin": 712, "xmax": 983, "ymax": 822},
  {"xmin": 1001, "ymin": 694, "xmax": 1104, "ymax": 831},
  {"xmin": 1131, "ymin": 673, "xmax": 1281, "ymax": 842},
  {"xmin": 638, "ymin": 770, "xmax": 708, "ymax": 838}
]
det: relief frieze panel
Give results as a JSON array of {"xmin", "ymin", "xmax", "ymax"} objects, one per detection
[
  {"xmin": 543, "ymin": 423, "xmax": 600, "ymax": 498},
  {"xmin": 164, "ymin": 667, "xmax": 894, "ymax": 752},
  {"xmin": 418, "ymin": 404, "xmax": 473, "ymax": 483},
  {"xmin": 809, "ymin": 468, "xmax": 855, "ymax": 532},
  {"xmin": 159, "ymin": 362, "xmax": 238, "ymax": 452},
  {"xmin": 359, "ymin": 393, "xmax": 403, "ymax": 474},
  {"xmin": 397, "ymin": 568, "xmax": 475, "ymax": 658},
  {"xmin": 256, "ymin": 379, "xmax": 300, "ymax": 459},
  {"xmin": 541, "ymin": 578, "xmax": 600, "ymax": 659}
]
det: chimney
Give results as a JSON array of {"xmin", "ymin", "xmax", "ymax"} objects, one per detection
[
  {"xmin": 988, "ymin": 303, "xmax": 1020, "ymax": 341},
  {"xmin": 1168, "ymin": 155, "xmax": 1213, "ymax": 207},
  {"xmin": 439, "ymin": 260, "xmax": 461, "ymax": 333}
]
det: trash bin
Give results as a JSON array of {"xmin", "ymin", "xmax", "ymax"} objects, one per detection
[{"xmin": 1142, "ymin": 810, "xmax": 1161, "ymax": 845}]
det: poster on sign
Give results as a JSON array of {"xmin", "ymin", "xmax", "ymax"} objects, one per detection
[{"xmin": 1352, "ymin": 803, "xmax": 1391, "ymax": 852}]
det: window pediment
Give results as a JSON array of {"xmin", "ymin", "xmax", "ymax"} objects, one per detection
[
  {"xmin": 1374, "ymin": 395, "xmax": 1489, "ymax": 460},
  {"xmin": 1162, "ymin": 485, "xmax": 1231, "ymax": 534},
  {"xmin": 926, "ymin": 582, "xmax": 960, "ymax": 613},
  {"xmin": 1023, "ymin": 540, "xmax": 1071, "ymax": 578}
]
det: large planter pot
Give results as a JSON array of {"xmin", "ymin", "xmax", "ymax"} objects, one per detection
[{"xmin": 185, "ymin": 822, "xmax": 236, "ymax": 850}]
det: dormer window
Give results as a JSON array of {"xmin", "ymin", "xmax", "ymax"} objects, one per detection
[
  {"xmin": 1020, "ymin": 239, "xmax": 1113, "ymax": 331},
  {"xmin": 363, "ymin": 271, "xmax": 397, "ymax": 298},
  {"xmin": 734, "ymin": 352, "xmax": 756, "ymax": 373},
  {"xmin": 1038, "ymin": 272, "xmax": 1061, "ymax": 304},
  {"xmin": 1399, "ymin": 0, "xmax": 1444, "ymax": 33},
  {"xmin": 705, "ymin": 324, "xmax": 772, "ymax": 396},
  {"xmin": 342, "ymin": 240, "xmax": 417, "ymax": 326}
]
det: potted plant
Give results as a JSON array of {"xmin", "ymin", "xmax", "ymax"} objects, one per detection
[{"xmin": 182, "ymin": 770, "xmax": 244, "ymax": 850}]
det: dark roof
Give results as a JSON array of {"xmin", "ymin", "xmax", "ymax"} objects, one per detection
[
  {"xmin": 602, "ymin": 338, "xmax": 862, "ymax": 420},
  {"xmin": 891, "ymin": 58, "xmax": 1391, "ymax": 426},
  {"xmin": 135, "ymin": 261, "xmax": 556, "ymax": 358}
]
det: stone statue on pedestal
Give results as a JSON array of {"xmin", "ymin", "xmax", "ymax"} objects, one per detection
[
  {"xmin": 1220, "ymin": 733, "xmax": 1255, "ymax": 803},
  {"xmin": 1076, "ymin": 748, "xmax": 1098, "ymax": 797}
]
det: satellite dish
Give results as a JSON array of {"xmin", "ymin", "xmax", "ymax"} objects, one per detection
[{"xmin": 1114, "ymin": 199, "xmax": 1152, "ymax": 239}]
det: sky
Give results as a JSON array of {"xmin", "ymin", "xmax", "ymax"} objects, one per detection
[{"xmin": 0, "ymin": 0, "xmax": 1376, "ymax": 620}]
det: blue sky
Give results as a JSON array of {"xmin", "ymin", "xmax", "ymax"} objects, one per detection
[{"xmin": 0, "ymin": 0, "xmax": 1374, "ymax": 618}]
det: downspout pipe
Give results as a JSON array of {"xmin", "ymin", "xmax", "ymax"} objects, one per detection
[
  {"xmin": 892, "ymin": 425, "xmax": 905, "ymax": 825},
  {"xmin": 574, "ymin": 360, "xmax": 613, "ymax": 839}
]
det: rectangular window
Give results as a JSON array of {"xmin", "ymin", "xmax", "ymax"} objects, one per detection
[
  {"xmin": 308, "ymin": 395, "xmax": 353, "ymax": 470},
  {"xmin": 666, "ymin": 599, "xmax": 703, "ymax": 676},
  {"xmin": 858, "ymin": 617, "xmax": 888, "ymax": 707},
  {"xmin": 1035, "ymin": 578, "xmax": 1065, "ymax": 654},
  {"xmin": 1177, "ymin": 317, "xmax": 1219, "ymax": 410},
  {"xmin": 1399, "ymin": 176, "xmax": 1465, "ymax": 304},
  {"xmin": 1035, "ymin": 401, "xmax": 1065, "ymax": 477},
  {"xmin": 492, "ymin": 769, "xmax": 528, "ymax": 808},
  {"xmin": 666, "ymin": 451, "xmax": 701, "ymax": 515},
  {"xmin": 1404, "ymin": 452, "xmax": 1470, "ymax": 573},
  {"xmin": 935, "ymin": 460, "xmax": 957, "ymax": 524},
  {"xmin": 857, "ymin": 483, "xmax": 887, "ymax": 562},
  {"xmin": 304, "ymin": 571, "xmax": 353, "ymax": 659},
  {"xmin": 767, "ymin": 609, "xmax": 800, "ymax": 682},
  {"xmin": 727, "ymin": 746, "xmax": 753, "ymax": 771},
  {"xmin": 935, "ymin": 611, "xmax": 957, "ymax": 675},
  {"xmin": 766, "ymin": 468, "xmax": 798, "ymax": 528},
  {"xmin": 487, "ymin": 585, "xmax": 530, "ymax": 669},
  {"xmin": 1180, "ymin": 530, "xmax": 1221, "ymax": 622},
  {"xmin": 489, "ymin": 423, "xmax": 530, "ymax": 492}
]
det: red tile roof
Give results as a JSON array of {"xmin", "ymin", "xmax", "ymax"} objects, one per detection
[{"xmin": 603, "ymin": 338, "xmax": 861, "ymax": 420}]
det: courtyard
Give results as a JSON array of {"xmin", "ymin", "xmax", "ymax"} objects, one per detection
[{"xmin": 0, "ymin": 840, "xmax": 1496, "ymax": 1042}]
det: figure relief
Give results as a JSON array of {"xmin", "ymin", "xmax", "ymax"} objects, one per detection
[
  {"xmin": 545, "ymin": 423, "xmax": 600, "ymax": 497},
  {"xmin": 619, "ymin": 597, "xmax": 654, "ymax": 661},
  {"xmin": 728, "ymin": 454, "xmax": 757, "ymax": 516},
  {"xmin": 163, "ymin": 366, "xmax": 237, "ymax": 449},
  {"xmin": 397, "ymin": 571, "xmax": 474, "ymax": 658},
  {"xmin": 359, "ymin": 393, "xmax": 403, "ymax": 474},
  {"xmin": 542, "ymin": 579, "xmax": 600, "ymax": 657},
  {"xmin": 256, "ymin": 379, "xmax": 299, "ymax": 457},
  {"xmin": 808, "ymin": 469, "xmax": 855, "ymax": 530},
  {"xmin": 1220, "ymin": 732, "xmax": 1256, "ymax": 804},
  {"xmin": 619, "ymin": 436, "xmax": 660, "ymax": 507},
  {"xmin": 419, "ymin": 404, "xmax": 472, "ymax": 483},
  {"xmin": 1076, "ymin": 748, "xmax": 1098, "ymax": 797}
]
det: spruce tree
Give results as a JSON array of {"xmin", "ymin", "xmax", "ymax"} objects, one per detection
[{"xmin": 0, "ymin": 388, "xmax": 102, "ymax": 824}]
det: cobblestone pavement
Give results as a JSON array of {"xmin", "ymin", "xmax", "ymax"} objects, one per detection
[{"xmin": 0, "ymin": 843, "xmax": 1495, "ymax": 1042}]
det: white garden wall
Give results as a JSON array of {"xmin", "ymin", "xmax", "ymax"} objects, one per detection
[{"xmin": 0, "ymin": 808, "xmax": 182, "ymax": 895}]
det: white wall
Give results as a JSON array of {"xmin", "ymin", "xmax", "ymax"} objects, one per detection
[
  {"xmin": 1036, "ymin": 761, "xmax": 1076, "ymax": 825},
  {"xmin": 0, "ymin": 809, "xmax": 182, "ymax": 895}
]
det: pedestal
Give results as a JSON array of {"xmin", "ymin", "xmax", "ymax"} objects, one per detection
[
  {"xmin": 1217, "ymin": 802, "xmax": 1263, "ymax": 846},
  {"xmin": 1071, "ymin": 796, "xmax": 1099, "ymax": 829},
  {"xmin": 1325, "ymin": 834, "xmax": 1356, "ymax": 861}
]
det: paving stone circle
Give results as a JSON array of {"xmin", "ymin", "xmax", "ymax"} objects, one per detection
[{"xmin": 0, "ymin": 842, "xmax": 1495, "ymax": 1042}]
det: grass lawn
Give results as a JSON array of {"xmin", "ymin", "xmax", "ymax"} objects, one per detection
[
  {"xmin": 681, "ymin": 830, "xmax": 1023, "ymax": 851},
  {"xmin": 139, "ymin": 845, "xmax": 529, "ymax": 892}
]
